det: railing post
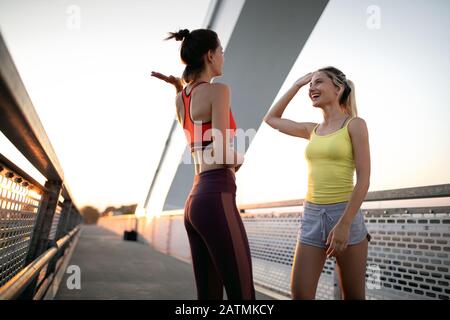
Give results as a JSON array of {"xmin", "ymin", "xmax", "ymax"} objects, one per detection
[
  {"xmin": 57, "ymin": 199, "xmax": 72, "ymax": 239},
  {"xmin": 45, "ymin": 199, "xmax": 72, "ymax": 277},
  {"xmin": 67, "ymin": 208, "xmax": 74, "ymax": 233},
  {"xmin": 19, "ymin": 179, "xmax": 63, "ymax": 299},
  {"xmin": 64, "ymin": 207, "xmax": 74, "ymax": 233}
]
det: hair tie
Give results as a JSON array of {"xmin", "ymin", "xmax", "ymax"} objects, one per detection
[{"xmin": 176, "ymin": 29, "xmax": 190, "ymax": 41}]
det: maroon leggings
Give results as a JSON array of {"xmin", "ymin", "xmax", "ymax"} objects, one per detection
[{"xmin": 184, "ymin": 168, "xmax": 255, "ymax": 300}]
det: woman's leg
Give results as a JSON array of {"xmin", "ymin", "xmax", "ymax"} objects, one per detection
[
  {"xmin": 291, "ymin": 242, "xmax": 327, "ymax": 299},
  {"xmin": 335, "ymin": 237, "xmax": 369, "ymax": 300},
  {"xmin": 188, "ymin": 192, "xmax": 255, "ymax": 300},
  {"xmin": 220, "ymin": 193, "xmax": 255, "ymax": 299},
  {"xmin": 185, "ymin": 196, "xmax": 224, "ymax": 299}
]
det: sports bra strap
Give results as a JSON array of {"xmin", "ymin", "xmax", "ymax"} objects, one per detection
[
  {"xmin": 182, "ymin": 81, "xmax": 210, "ymax": 127},
  {"xmin": 183, "ymin": 81, "xmax": 208, "ymax": 96}
]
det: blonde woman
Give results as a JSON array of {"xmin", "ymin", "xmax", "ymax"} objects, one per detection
[{"xmin": 264, "ymin": 66, "xmax": 371, "ymax": 299}]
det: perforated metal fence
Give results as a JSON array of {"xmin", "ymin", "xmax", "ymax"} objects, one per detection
[
  {"xmin": 98, "ymin": 185, "xmax": 450, "ymax": 300},
  {"xmin": 240, "ymin": 212, "xmax": 339, "ymax": 299},
  {"xmin": 364, "ymin": 210, "xmax": 450, "ymax": 300},
  {"xmin": 240, "ymin": 206, "xmax": 450, "ymax": 300},
  {"xmin": 0, "ymin": 168, "xmax": 42, "ymax": 287},
  {"xmin": 0, "ymin": 159, "xmax": 82, "ymax": 299}
]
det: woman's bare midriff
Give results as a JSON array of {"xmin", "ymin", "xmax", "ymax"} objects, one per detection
[{"xmin": 191, "ymin": 150, "xmax": 236, "ymax": 175}]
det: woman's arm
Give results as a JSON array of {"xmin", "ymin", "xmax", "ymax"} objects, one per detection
[
  {"xmin": 210, "ymin": 83, "xmax": 244, "ymax": 169},
  {"xmin": 326, "ymin": 117, "xmax": 371, "ymax": 257},
  {"xmin": 151, "ymin": 71, "xmax": 185, "ymax": 124},
  {"xmin": 263, "ymin": 73, "xmax": 316, "ymax": 140}
]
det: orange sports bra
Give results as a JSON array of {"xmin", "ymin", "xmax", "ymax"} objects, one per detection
[{"xmin": 182, "ymin": 81, "xmax": 237, "ymax": 152}]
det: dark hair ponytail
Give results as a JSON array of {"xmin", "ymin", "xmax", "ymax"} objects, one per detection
[
  {"xmin": 165, "ymin": 28, "xmax": 219, "ymax": 83},
  {"xmin": 165, "ymin": 29, "xmax": 190, "ymax": 41}
]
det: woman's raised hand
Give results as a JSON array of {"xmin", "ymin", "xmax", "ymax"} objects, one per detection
[
  {"xmin": 293, "ymin": 72, "xmax": 313, "ymax": 89},
  {"xmin": 151, "ymin": 71, "xmax": 183, "ymax": 93}
]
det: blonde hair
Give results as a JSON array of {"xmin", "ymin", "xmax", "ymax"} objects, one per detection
[{"xmin": 317, "ymin": 66, "xmax": 358, "ymax": 117}]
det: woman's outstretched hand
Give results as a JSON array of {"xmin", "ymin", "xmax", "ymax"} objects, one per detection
[
  {"xmin": 293, "ymin": 72, "xmax": 314, "ymax": 89},
  {"xmin": 151, "ymin": 71, "xmax": 183, "ymax": 93}
]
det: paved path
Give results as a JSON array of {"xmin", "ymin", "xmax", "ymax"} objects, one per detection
[{"xmin": 55, "ymin": 225, "xmax": 273, "ymax": 300}]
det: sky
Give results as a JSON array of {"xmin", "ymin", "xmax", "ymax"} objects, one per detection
[
  {"xmin": 235, "ymin": 0, "xmax": 450, "ymax": 205},
  {"xmin": 0, "ymin": 0, "xmax": 210, "ymax": 211},
  {"xmin": 1, "ymin": 0, "xmax": 449, "ymax": 212}
]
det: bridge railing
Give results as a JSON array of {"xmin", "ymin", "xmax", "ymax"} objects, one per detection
[
  {"xmin": 99, "ymin": 183, "xmax": 450, "ymax": 300},
  {"xmin": 238, "ymin": 184, "xmax": 450, "ymax": 300},
  {"xmin": 0, "ymin": 32, "xmax": 82, "ymax": 300}
]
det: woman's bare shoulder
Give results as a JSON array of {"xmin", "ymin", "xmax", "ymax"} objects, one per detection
[
  {"xmin": 209, "ymin": 82, "xmax": 230, "ymax": 93},
  {"xmin": 208, "ymin": 83, "xmax": 230, "ymax": 105},
  {"xmin": 348, "ymin": 117, "xmax": 368, "ymax": 136}
]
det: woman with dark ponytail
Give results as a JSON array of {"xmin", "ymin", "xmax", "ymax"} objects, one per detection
[
  {"xmin": 264, "ymin": 67, "xmax": 371, "ymax": 299},
  {"xmin": 151, "ymin": 29, "xmax": 255, "ymax": 300}
]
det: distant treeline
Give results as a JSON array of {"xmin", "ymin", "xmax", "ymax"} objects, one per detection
[
  {"xmin": 81, "ymin": 204, "xmax": 137, "ymax": 224},
  {"xmin": 101, "ymin": 204, "xmax": 138, "ymax": 217}
]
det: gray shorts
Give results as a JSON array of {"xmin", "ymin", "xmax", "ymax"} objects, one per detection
[{"xmin": 298, "ymin": 200, "xmax": 371, "ymax": 248}]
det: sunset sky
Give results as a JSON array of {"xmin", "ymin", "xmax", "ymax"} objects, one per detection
[{"xmin": 1, "ymin": 0, "xmax": 449, "ymax": 212}]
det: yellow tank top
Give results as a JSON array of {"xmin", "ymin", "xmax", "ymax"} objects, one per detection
[{"xmin": 304, "ymin": 116, "xmax": 356, "ymax": 204}]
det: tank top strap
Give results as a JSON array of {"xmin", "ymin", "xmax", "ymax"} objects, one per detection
[
  {"xmin": 312, "ymin": 116, "xmax": 354, "ymax": 137},
  {"xmin": 312, "ymin": 123, "xmax": 320, "ymax": 135},
  {"xmin": 340, "ymin": 115, "xmax": 351, "ymax": 128},
  {"xmin": 343, "ymin": 115, "xmax": 356, "ymax": 129}
]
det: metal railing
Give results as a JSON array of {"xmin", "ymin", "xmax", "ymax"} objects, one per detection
[
  {"xmin": 0, "ymin": 226, "xmax": 80, "ymax": 300},
  {"xmin": 238, "ymin": 183, "xmax": 450, "ymax": 300},
  {"xmin": 0, "ymin": 32, "xmax": 82, "ymax": 299},
  {"xmin": 99, "ymin": 183, "xmax": 450, "ymax": 300}
]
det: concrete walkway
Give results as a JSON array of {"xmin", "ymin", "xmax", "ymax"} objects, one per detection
[{"xmin": 55, "ymin": 225, "xmax": 273, "ymax": 300}]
